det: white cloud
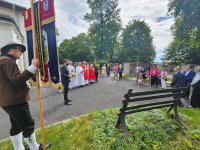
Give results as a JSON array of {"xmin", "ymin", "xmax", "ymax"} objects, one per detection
[
  {"xmin": 8, "ymin": 0, "xmax": 174, "ymax": 62},
  {"xmin": 54, "ymin": 0, "xmax": 90, "ymax": 42},
  {"xmin": 119, "ymin": 0, "xmax": 174, "ymax": 61}
]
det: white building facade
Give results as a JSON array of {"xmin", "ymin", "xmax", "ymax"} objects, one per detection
[{"xmin": 0, "ymin": 0, "xmax": 28, "ymax": 71}]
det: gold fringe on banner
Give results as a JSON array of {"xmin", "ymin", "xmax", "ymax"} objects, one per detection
[{"xmin": 25, "ymin": 16, "xmax": 55, "ymax": 31}]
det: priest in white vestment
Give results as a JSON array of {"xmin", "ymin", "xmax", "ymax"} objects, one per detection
[
  {"xmin": 76, "ymin": 62, "xmax": 85, "ymax": 86},
  {"xmin": 68, "ymin": 61, "xmax": 76, "ymax": 89}
]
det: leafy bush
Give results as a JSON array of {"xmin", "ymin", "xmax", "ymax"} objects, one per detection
[
  {"xmin": 126, "ymin": 110, "xmax": 179, "ymax": 150},
  {"xmin": 190, "ymin": 128, "xmax": 200, "ymax": 140},
  {"xmin": 92, "ymin": 109, "xmax": 136, "ymax": 149},
  {"xmin": 122, "ymin": 74, "xmax": 129, "ymax": 79},
  {"xmin": 91, "ymin": 109, "xmax": 179, "ymax": 150},
  {"xmin": 95, "ymin": 60, "xmax": 108, "ymax": 68}
]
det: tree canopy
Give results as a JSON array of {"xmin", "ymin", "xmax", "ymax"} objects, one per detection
[
  {"xmin": 164, "ymin": 0, "xmax": 200, "ymax": 64},
  {"xmin": 84, "ymin": 0, "xmax": 121, "ymax": 62},
  {"xmin": 58, "ymin": 33, "xmax": 94, "ymax": 63},
  {"xmin": 119, "ymin": 20, "xmax": 156, "ymax": 63}
]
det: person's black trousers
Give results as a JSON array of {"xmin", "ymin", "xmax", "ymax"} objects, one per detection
[
  {"xmin": 151, "ymin": 76, "xmax": 158, "ymax": 86},
  {"xmin": 63, "ymin": 82, "xmax": 69, "ymax": 102},
  {"xmin": 2, "ymin": 102, "xmax": 35, "ymax": 137},
  {"xmin": 184, "ymin": 84, "xmax": 191, "ymax": 98},
  {"xmin": 95, "ymin": 72, "xmax": 98, "ymax": 81},
  {"xmin": 119, "ymin": 73, "xmax": 122, "ymax": 79}
]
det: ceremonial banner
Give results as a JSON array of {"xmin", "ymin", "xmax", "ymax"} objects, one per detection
[
  {"xmin": 33, "ymin": 1, "xmax": 46, "ymax": 81},
  {"xmin": 23, "ymin": 0, "xmax": 60, "ymax": 87}
]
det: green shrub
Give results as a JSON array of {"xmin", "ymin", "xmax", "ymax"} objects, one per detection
[
  {"xmin": 126, "ymin": 110, "xmax": 178, "ymax": 150},
  {"xmin": 92, "ymin": 109, "xmax": 135, "ymax": 149},
  {"xmin": 91, "ymin": 109, "xmax": 179, "ymax": 150},
  {"xmin": 122, "ymin": 74, "xmax": 129, "ymax": 79},
  {"xmin": 190, "ymin": 128, "xmax": 200, "ymax": 140},
  {"xmin": 95, "ymin": 60, "xmax": 108, "ymax": 66},
  {"xmin": 182, "ymin": 138, "xmax": 193, "ymax": 149}
]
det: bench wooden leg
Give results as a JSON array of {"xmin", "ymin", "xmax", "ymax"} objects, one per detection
[
  {"xmin": 174, "ymin": 102, "xmax": 186, "ymax": 128},
  {"xmin": 167, "ymin": 105, "xmax": 173, "ymax": 114},
  {"xmin": 116, "ymin": 113, "xmax": 121, "ymax": 128},
  {"xmin": 120, "ymin": 112, "xmax": 129, "ymax": 136}
]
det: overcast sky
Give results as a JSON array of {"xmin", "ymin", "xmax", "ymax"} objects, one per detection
[{"xmin": 8, "ymin": 0, "xmax": 174, "ymax": 62}]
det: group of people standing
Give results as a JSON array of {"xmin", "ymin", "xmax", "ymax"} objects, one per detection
[
  {"xmin": 149, "ymin": 65, "xmax": 168, "ymax": 88},
  {"xmin": 171, "ymin": 65, "xmax": 200, "ymax": 108},
  {"xmin": 93, "ymin": 63, "xmax": 123, "ymax": 79},
  {"xmin": 60, "ymin": 60, "xmax": 98, "ymax": 105},
  {"xmin": 135, "ymin": 64, "xmax": 147, "ymax": 85},
  {"xmin": 113, "ymin": 64, "xmax": 123, "ymax": 79},
  {"xmin": 60, "ymin": 61, "xmax": 125, "ymax": 105},
  {"xmin": 135, "ymin": 64, "xmax": 200, "ymax": 108}
]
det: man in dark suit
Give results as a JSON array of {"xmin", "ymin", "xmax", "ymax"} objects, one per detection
[
  {"xmin": 183, "ymin": 65, "xmax": 196, "ymax": 100},
  {"xmin": 171, "ymin": 67, "xmax": 186, "ymax": 88},
  {"xmin": 171, "ymin": 67, "xmax": 186, "ymax": 106},
  {"xmin": 60, "ymin": 59, "xmax": 72, "ymax": 105}
]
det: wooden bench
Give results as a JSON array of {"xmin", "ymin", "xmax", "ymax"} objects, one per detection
[{"xmin": 116, "ymin": 86, "xmax": 188, "ymax": 135}]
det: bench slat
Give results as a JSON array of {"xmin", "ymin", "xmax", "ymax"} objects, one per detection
[
  {"xmin": 125, "ymin": 104, "xmax": 174, "ymax": 114},
  {"xmin": 126, "ymin": 100, "xmax": 174, "ymax": 110},
  {"xmin": 126, "ymin": 87, "xmax": 186, "ymax": 97},
  {"xmin": 127, "ymin": 93, "xmax": 181, "ymax": 102}
]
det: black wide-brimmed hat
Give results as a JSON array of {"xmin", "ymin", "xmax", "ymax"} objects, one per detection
[{"xmin": 0, "ymin": 42, "xmax": 26, "ymax": 54}]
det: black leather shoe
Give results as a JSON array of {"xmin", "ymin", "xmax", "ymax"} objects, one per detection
[
  {"xmin": 68, "ymin": 99, "xmax": 72, "ymax": 102},
  {"xmin": 64, "ymin": 102, "xmax": 72, "ymax": 105},
  {"xmin": 39, "ymin": 143, "xmax": 51, "ymax": 150}
]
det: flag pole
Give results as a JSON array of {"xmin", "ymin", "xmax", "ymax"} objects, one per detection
[{"xmin": 30, "ymin": 0, "xmax": 46, "ymax": 149}]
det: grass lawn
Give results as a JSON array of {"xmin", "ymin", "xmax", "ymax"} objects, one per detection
[{"xmin": 0, "ymin": 108, "xmax": 200, "ymax": 150}]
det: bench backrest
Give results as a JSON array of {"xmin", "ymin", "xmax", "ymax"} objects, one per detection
[{"xmin": 122, "ymin": 87, "xmax": 187, "ymax": 115}]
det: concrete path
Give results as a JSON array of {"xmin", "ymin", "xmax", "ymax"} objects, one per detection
[{"xmin": 0, "ymin": 77, "xmax": 190, "ymax": 140}]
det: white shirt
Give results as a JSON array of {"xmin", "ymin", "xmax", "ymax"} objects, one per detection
[
  {"xmin": 27, "ymin": 64, "xmax": 37, "ymax": 74},
  {"xmin": 135, "ymin": 66, "xmax": 142, "ymax": 73},
  {"xmin": 185, "ymin": 70, "xmax": 191, "ymax": 76},
  {"xmin": 191, "ymin": 73, "xmax": 200, "ymax": 86}
]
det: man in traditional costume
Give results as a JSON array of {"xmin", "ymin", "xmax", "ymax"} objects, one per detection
[{"xmin": 0, "ymin": 42, "xmax": 51, "ymax": 150}]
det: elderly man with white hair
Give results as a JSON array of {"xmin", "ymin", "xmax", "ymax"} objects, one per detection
[{"xmin": 0, "ymin": 42, "xmax": 51, "ymax": 150}]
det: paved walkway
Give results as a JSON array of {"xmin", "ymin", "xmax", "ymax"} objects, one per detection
[{"xmin": 0, "ymin": 77, "xmax": 190, "ymax": 140}]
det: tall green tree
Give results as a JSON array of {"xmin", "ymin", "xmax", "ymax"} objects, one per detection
[
  {"xmin": 84, "ymin": 0, "xmax": 121, "ymax": 62},
  {"xmin": 120, "ymin": 19, "xmax": 156, "ymax": 63},
  {"xmin": 165, "ymin": 0, "xmax": 200, "ymax": 64},
  {"xmin": 58, "ymin": 33, "xmax": 94, "ymax": 63}
]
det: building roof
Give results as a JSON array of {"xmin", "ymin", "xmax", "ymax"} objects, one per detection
[
  {"xmin": 0, "ymin": 13, "xmax": 24, "ymax": 41},
  {"xmin": 0, "ymin": 0, "xmax": 26, "ymax": 12}
]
